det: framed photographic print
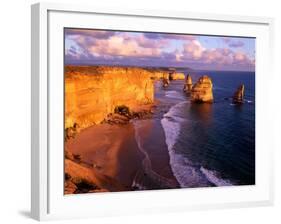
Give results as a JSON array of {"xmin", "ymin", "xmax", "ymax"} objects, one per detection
[{"xmin": 31, "ymin": 2, "xmax": 274, "ymax": 221}]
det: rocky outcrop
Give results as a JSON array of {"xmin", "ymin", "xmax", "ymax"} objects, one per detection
[
  {"xmin": 65, "ymin": 66, "xmax": 155, "ymax": 130},
  {"xmin": 183, "ymin": 74, "xmax": 193, "ymax": 93},
  {"xmin": 150, "ymin": 71, "xmax": 169, "ymax": 80},
  {"xmin": 232, "ymin": 84, "xmax": 245, "ymax": 104},
  {"xmin": 64, "ymin": 179, "xmax": 78, "ymax": 194},
  {"xmin": 104, "ymin": 105, "xmax": 153, "ymax": 125},
  {"xmin": 163, "ymin": 73, "xmax": 169, "ymax": 80},
  {"xmin": 149, "ymin": 70, "xmax": 184, "ymax": 81},
  {"xmin": 162, "ymin": 78, "xmax": 170, "ymax": 87},
  {"xmin": 65, "ymin": 158, "xmax": 100, "ymax": 194},
  {"xmin": 190, "ymin": 75, "xmax": 213, "ymax": 103},
  {"xmin": 169, "ymin": 72, "xmax": 185, "ymax": 80}
]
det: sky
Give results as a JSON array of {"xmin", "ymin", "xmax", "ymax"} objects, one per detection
[{"xmin": 65, "ymin": 28, "xmax": 255, "ymax": 72}]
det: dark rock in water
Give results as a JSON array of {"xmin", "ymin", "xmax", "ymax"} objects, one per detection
[
  {"xmin": 191, "ymin": 75, "xmax": 213, "ymax": 103},
  {"xmin": 183, "ymin": 74, "xmax": 193, "ymax": 93},
  {"xmin": 162, "ymin": 78, "xmax": 170, "ymax": 87},
  {"xmin": 232, "ymin": 84, "xmax": 245, "ymax": 104}
]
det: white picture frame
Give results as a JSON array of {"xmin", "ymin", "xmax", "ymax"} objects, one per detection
[{"xmin": 31, "ymin": 2, "xmax": 274, "ymax": 221}]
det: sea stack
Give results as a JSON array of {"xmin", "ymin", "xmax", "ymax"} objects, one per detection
[
  {"xmin": 232, "ymin": 84, "xmax": 245, "ymax": 104},
  {"xmin": 183, "ymin": 74, "xmax": 193, "ymax": 93},
  {"xmin": 190, "ymin": 75, "xmax": 213, "ymax": 103}
]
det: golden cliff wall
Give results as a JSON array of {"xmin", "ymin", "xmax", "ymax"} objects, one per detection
[
  {"xmin": 169, "ymin": 72, "xmax": 185, "ymax": 80},
  {"xmin": 65, "ymin": 66, "xmax": 154, "ymax": 129},
  {"xmin": 150, "ymin": 71, "xmax": 169, "ymax": 80}
]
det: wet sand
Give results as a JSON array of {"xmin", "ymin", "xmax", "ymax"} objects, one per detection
[
  {"xmin": 66, "ymin": 123, "xmax": 144, "ymax": 191},
  {"xmin": 65, "ymin": 118, "xmax": 179, "ymax": 192},
  {"xmin": 133, "ymin": 119, "xmax": 179, "ymax": 187}
]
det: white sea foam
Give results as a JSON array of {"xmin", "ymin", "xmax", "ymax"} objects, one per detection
[
  {"xmin": 165, "ymin": 90, "xmax": 185, "ymax": 100},
  {"xmin": 200, "ymin": 167, "xmax": 233, "ymax": 186},
  {"xmin": 161, "ymin": 102, "xmax": 210, "ymax": 187},
  {"xmin": 161, "ymin": 101, "xmax": 234, "ymax": 187},
  {"xmin": 245, "ymin": 99, "xmax": 253, "ymax": 103}
]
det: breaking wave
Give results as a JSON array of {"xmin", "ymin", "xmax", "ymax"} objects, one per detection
[
  {"xmin": 165, "ymin": 90, "xmax": 186, "ymax": 100},
  {"xmin": 161, "ymin": 101, "xmax": 234, "ymax": 187},
  {"xmin": 200, "ymin": 167, "xmax": 233, "ymax": 186}
]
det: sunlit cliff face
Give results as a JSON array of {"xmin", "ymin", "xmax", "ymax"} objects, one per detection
[
  {"xmin": 65, "ymin": 66, "xmax": 156, "ymax": 130},
  {"xmin": 190, "ymin": 76, "xmax": 213, "ymax": 103}
]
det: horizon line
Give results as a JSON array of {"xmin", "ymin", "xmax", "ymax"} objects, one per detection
[{"xmin": 64, "ymin": 63, "xmax": 255, "ymax": 73}]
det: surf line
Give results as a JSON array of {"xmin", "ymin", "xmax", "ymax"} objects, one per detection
[{"xmin": 132, "ymin": 120, "xmax": 177, "ymax": 190}]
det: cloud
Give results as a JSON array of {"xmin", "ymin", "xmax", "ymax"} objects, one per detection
[
  {"xmin": 134, "ymin": 34, "xmax": 169, "ymax": 48},
  {"xmin": 65, "ymin": 29, "xmax": 255, "ymax": 71},
  {"xmin": 178, "ymin": 40, "xmax": 254, "ymax": 70},
  {"xmin": 144, "ymin": 32, "xmax": 195, "ymax": 41},
  {"xmin": 233, "ymin": 51, "xmax": 255, "ymax": 67},
  {"xmin": 89, "ymin": 35, "xmax": 162, "ymax": 57},
  {"xmin": 222, "ymin": 37, "xmax": 231, "ymax": 43},
  {"xmin": 222, "ymin": 37, "xmax": 245, "ymax": 48},
  {"xmin": 67, "ymin": 32, "xmax": 170, "ymax": 59},
  {"xmin": 229, "ymin": 40, "xmax": 244, "ymax": 48},
  {"xmin": 202, "ymin": 48, "xmax": 232, "ymax": 64},
  {"xmin": 234, "ymin": 52, "xmax": 246, "ymax": 61},
  {"xmin": 183, "ymin": 40, "xmax": 205, "ymax": 59},
  {"xmin": 68, "ymin": 46, "xmax": 77, "ymax": 55},
  {"xmin": 65, "ymin": 29, "xmax": 116, "ymax": 39}
]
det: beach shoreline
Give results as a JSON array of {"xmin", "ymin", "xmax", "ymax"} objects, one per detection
[
  {"xmin": 65, "ymin": 122, "xmax": 143, "ymax": 193},
  {"xmin": 65, "ymin": 103, "xmax": 180, "ymax": 194}
]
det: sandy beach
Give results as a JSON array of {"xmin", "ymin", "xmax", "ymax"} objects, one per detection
[
  {"xmin": 65, "ymin": 113, "xmax": 180, "ymax": 194},
  {"xmin": 66, "ymin": 123, "xmax": 145, "ymax": 192}
]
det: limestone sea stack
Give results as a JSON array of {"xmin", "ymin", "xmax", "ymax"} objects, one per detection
[
  {"xmin": 232, "ymin": 84, "xmax": 245, "ymax": 104},
  {"xmin": 183, "ymin": 74, "xmax": 193, "ymax": 93},
  {"xmin": 190, "ymin": 75, "xmax": 213, "ymax": 103}
]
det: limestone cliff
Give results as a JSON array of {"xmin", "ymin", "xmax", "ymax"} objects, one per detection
[
  {"xmin": 169, "ymin": 72, "xmax": 185, "ymax": 80},
  {"xmin": 190, "ymin": 75, "xmax": 213, "ymax": 103},
  {"xmin": 232, "ymin": 84, "xmax": 245, "ymax": 104},
  {"xmin": 183, "ymin": 74, "xmax": 193, "ymax": 93},
  {"xmin": 65, "ymin": 66, "xmax": 154, "ymax": 130},
  {"xmin": 150, "ymin": 71, "xmax": 169, "ymax": 80}
]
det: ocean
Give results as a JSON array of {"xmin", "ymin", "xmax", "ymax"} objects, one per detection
[{"xmin": 133, "ymin": 70, "xmax": 255, "ymax": 188}]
